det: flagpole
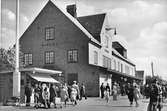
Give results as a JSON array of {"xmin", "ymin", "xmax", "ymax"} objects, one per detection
[
  {"xmin": 151, "ymin": 61, "xmax": 154, "ymax": 77},
  {"xmin": 0, "ymin": 0, "xmax": 2, "ymax": 49},
  {"xmin": 13, "ymin": 0, "xmax": 21, "ymax": 97}
]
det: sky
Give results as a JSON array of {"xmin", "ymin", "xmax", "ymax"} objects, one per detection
[{"xmin": 1, "ymin": 0, "xmax": 167, "ymax": 79}]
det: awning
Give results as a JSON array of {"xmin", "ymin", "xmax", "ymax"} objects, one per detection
[
  {"xmin": 30, "ymin": 74, "xmax": 60, "ymax": 83},
  {"xmin": 20, "ymin": 67, "xmax": 62, "ymax": 74},
  {"xmin": 98, "ymin": 66, "xmax": 142, "ymax": 81}
]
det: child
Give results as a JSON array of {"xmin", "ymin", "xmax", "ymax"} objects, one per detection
[
  {"xmin": 42, "ymin": 87, "xmax": 50, "ymax": 109},
  {"xmin": 34, "ymin": 83, "xmax": 41, "ymax": 108},
  {"xmin": 71, "ymin": 87, "xmax": 77, "ymax": 105},
  {"xmin": 105, "ymin": 89, "xmax": 110, "ymax": 103}
]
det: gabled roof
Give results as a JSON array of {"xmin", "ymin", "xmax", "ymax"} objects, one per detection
[
  {"xmin": 77, "ymin": 13, "xmax": 106, "ymax": 42},
  {"xmin": 20, "ymin": 0, "xmax": 101, "ymax": 46}
]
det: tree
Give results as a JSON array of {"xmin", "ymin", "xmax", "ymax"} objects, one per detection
[
  {"xmin": 145, "ymin": 75, "xmax": 167, "ymax": 85},
  {"xmin": 0, "ymin": 47, "xmax": 24, "ymax": 71}
]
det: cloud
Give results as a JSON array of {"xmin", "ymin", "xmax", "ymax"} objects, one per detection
[
  {"xmin": 1, "ymin": 8, "xmax": 30, "ymax": 30},
  {"xmin": 19, "ymin": 14, "xmax": 30, "ymax": 36},
  {"xmin": 1, "ymin": 9, "xmax": 16, "ymax": 29},
  {"xmin": 77, "ymin": 2, "xmax": 96, "ymax": 16},
  {"xmin": 2, "ymin": 9, "xmax": 15, "ymax": 21},
  {"xmin": 1, "ymin": 27, "xmax": 15, "ymax": 49},
  {"xmin": 128, "ymin": 21, "xmax": 167, "ymax": 78},
  {"xmin": 139, "ymin": 21, "xmax": 167, "ymax": 51},
  {"xmin": 1, "ymin": 8, "xmax": 30, "ymax": 49},
  {"xmin": 109, "ymin": 0, "xmax": 165, "ymax": 24}
]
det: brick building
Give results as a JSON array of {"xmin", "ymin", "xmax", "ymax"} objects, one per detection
[{"xmin": 19, "ymin": 0, "xmax": 141, "ymax": 96}]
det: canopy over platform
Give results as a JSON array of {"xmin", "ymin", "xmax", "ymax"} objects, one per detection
[{"xmin": 98, "ymin": 66, "xmax": 142, "ymax": 81}]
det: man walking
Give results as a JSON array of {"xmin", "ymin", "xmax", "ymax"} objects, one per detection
[
  {"xmin": 25, "ymin": 83, "xmax": 32, "ymax": 106},
  {"xmin": 80, "ymin": 83, "xmax": 87, "ymax": 100},
  {"xmin": 100, "ymin": 83, "xmax": 105, "ymax": 98},
  {"xmin": 147, "ymin": 79, "xmax": 159, "ymax": 111}
]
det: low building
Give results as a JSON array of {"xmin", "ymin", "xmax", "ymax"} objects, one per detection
[{"xmin": 136, "ymin": 70, "xmax": 144, "ymax": 84}]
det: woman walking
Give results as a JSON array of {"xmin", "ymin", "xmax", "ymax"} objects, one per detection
[
  {"xmin": 104, "ymin": 88, "xmax": 110, "ymax": 103},
  {"xmin": 49, "ymin": 84, "xmax": 57, "ymax": 108},
  {"xmin": 113, "ymin": 82, "xmax": 118, "ymax": 101},
  {"xmin": 133, "ymin": 85, "xmax": 140, "ymax": 107},
  {"xmin": 60, "ymin": 85, "xmax": 69, "ymax": 108},
  {"xmin": 71, "ymin": 87, "xmax": 77, "ymax": 105}
]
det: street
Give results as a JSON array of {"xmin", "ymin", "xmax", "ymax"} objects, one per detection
[{"xmin": 0, "ymin": 96, "xmax": 167, "ymax": 111}]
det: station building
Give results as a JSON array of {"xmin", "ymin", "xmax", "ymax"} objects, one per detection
[{"xmin": 0, "ymin": 0, "xmax": 142, "ymax": 100}]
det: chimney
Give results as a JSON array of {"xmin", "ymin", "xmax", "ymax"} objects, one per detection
[{"xmin": 66, "ymin": 4, "xmax": 77, "ymax": 18}]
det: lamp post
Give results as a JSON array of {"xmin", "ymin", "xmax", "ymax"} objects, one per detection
[{"xmin": 13, "ymin": 0, "xmax": 21, "ymax": 97}]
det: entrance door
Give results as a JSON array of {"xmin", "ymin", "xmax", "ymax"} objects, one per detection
[{"xmin": 67, "ymin": 73, "xmax": 78, "ymax": 85}]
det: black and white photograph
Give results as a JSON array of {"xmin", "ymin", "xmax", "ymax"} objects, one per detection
[{"xmin": 0, "ymin": 0, "xmax": 167, "ymax": 111}]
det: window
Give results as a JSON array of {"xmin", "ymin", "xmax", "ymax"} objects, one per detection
[
  {"xmin": 105, "ymin": 36, "xmax": 109, "ymax": 48},
  {"xmin": 121, "ymin": 64, "xmax": 123, "ymax": 73},
  {"xmin": 45, "ymin": 27, "xmax": 55, "ymax": 40},
  {"xmin": 94, "ymin": 51, "xmax": 98, "ymax": 64},
  {"xmin": 67, "ymin": 49, "xmax": 78, "ymax": 63},
  {"xmin": 103, "ymin": 56, "xmax": 107, "ymax": 67},
  {"xmin": 114, "ymin": 60, "xmax": 116, "ymax": 70},
  {"xmin": 125, "ymin": 65, "xmax": 130, "ymax": 74},
  {"xmin": 24, "ymin": 53, "xmax": 32, "ymax": 65},
  {"xmin": 45, "ymin": 51, "xmax": 54, "ymax": 64},
  {"xmin": 103, "ymin": 56, "xmax": 111, "ymax": 69},
  {"xmin": 118, "ymin": 62, "xmax": 120, "ymax": 72},
  {"xmin": 107, "ymin": 58, "xmax": 111, "ymax": 69}
]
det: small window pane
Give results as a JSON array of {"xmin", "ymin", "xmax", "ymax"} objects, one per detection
[{"xmin": 94, "ymin": 51, "xmax": 98, "ymax": 64}]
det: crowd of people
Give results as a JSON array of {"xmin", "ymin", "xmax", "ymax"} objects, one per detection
[
  {"xmin": 100, "ymin": 79, "xmax": 167, "ymax": 111},
  {"xmin": 24, "ymin": 79, "xmax": 167, "ymax": 110},
  {"xmin": 24, "ymin": 81, "xmax": 87, "ymax": 109}
]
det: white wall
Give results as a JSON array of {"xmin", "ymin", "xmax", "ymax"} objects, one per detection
[
  {"xmin": 88, "ymin": 43, "xmax": 101, "ymax": 66},
  {"xmin": 88, "ymin": 13, "xmax": 136, "ymax": 76},
  {"xmin": 112, "ymin": 56, "xmax": 135, "ymax": 76}
]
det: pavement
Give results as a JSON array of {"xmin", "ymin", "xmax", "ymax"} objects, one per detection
[{"xmin": 0, "ymin": 96, "xmax": 167, "ymax": 111}]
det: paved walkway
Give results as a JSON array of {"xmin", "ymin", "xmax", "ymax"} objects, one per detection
[{"xmin": 0, "ymin": 96, "xmax": 167, "ymax": 111}]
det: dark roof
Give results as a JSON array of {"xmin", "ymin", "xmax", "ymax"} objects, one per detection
[{"xmin": 77, "ymin": 13, "xmax": 106, "ymax": 42}]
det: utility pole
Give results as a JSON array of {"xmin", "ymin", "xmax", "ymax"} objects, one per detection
[
  {"xmin": 13, "ymin": 0, "xmax": 20, "ymax": 97},
  {"xmin": 151, "ymin": 61, "xmax": 154, "ymax": 77}
]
